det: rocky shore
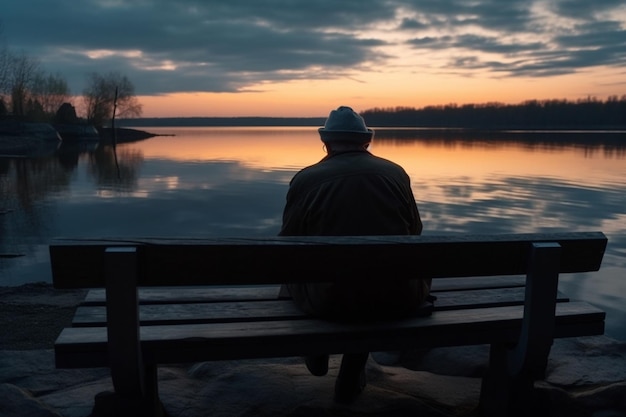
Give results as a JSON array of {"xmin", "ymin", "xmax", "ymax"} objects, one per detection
[
  {"xmin": 1, "ymin": 283, "xmax": 625, "ymax": 417},
  {"xmin": 97, "ymin": 127, "xmax": 159, "ymax": 144},
  {"xmin": 0, "ymin": 121, "xmax": 158, "ymax": 158}
]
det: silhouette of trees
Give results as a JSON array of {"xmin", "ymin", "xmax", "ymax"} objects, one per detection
[
  {"xmin": 31, "ymin": 72, "xmax": 70, "ymax": 117},
  {"xmin": 361, "ymin": 97, "xmax": 626, "ymax": 129},
  {"xmin": 0, "ymin": 26, "xmax": 70, "ymax": 122},
  {"xmin": 82, "ymin": 71, "xmax": 142, "ymax": 128},
  {"xmin": 1, "ymin": 27, "xmax": 141, "ymax": 125},
  {"xmin": 7, "ymin": 52, "xmax": 40, "ymax": 118},
  {"xmin": 0, "ymin": 54, "xmax": 70, "ymax": 122},
  {"xmin": 0, "ymin": 34, "xmax": 10, "ymax": 101}
]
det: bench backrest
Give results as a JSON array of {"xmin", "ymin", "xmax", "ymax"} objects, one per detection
[{"xmin": 50, "ymin": 232, "xmax": 607, "ymax": 289}]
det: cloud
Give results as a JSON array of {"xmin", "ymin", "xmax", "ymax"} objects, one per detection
[{"xmin": 2, "ymin": 0, "xmax": 625, "ymax": 95}]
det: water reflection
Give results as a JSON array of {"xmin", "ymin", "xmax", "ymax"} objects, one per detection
[
  {"xmin": 1, "ymin": 127, "xmax": 625, "ymax": 340},
  {"xmin": 419, "ymin": 175, "xmax": 624, "ymax": 234}
]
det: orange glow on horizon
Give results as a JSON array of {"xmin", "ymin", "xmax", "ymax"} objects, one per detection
[{"xmin": 134, "ymin": 65, "xmax": 626, "ymax": 118}]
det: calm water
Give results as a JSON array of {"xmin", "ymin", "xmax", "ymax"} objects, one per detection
[{"xmin": 1, "ymin": 126, "xmax": 625, "ymax": 340}]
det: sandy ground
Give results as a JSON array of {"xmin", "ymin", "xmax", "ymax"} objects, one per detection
[{"xmin": 0, "ymin": 283, "xmax": 86, "ymax": 350}]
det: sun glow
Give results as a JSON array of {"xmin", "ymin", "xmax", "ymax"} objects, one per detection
[{"xmin": 134, "ymin": 62, "xmax": 625, "ymax": 118}]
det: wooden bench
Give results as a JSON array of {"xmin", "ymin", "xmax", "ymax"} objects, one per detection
[{"xmin": 49, "ymin": 232, "xmax": 608, "ymax": 417}]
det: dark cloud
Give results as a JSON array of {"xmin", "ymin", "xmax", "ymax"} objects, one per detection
[
  {"xmin": 2, "ymin": 0, "xmax": 625, "ymax": 95},
  {"xmin": 549, "ymin": 0, "xmax": 626, "ymax": 20},
  {"xmin": 408, "ymin": 34, "xmax": 547, "ymax": 54}
]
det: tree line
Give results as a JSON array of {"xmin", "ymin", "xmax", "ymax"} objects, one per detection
[
  {"xmin": 361, "ymin": 96, "xmax": 626, "ymax": 129},
  {"xmin": 0, "ymin": 26, "xmax": 141, "ymax": 128}
]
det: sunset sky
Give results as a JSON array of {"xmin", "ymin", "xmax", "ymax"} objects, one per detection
[{"xmin": 3, "ymin": 0, "xmax": 626, "ymax": 117}]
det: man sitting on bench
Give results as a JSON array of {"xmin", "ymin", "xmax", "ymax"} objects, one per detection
[{"xmin": 279, "ymin": 106, "xmax": 432, "ymax": 403}]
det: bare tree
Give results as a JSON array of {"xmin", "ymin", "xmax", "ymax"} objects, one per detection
[
  {"xmin": 0, "ymin": 47, "xmax": 8, "ymax": 94},
  {"xmin": 8, "ymin": 51, "xmax": 40, "ymax": 117},
  {"xmin": 31, "ymin": 72, "xmax": 70, "ymax": 116},
  {"xmin": 83, "ymin": 71, "xmax": 142, "ymax": 128},
  {"xmin": 0, "ymin": 25, "xmax": 13, "ymax": 106}
]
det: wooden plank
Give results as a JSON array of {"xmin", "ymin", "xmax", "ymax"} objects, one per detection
[
  {"xmin": 55, "ymin": 301, "xmax": 605, "ymax": 368},
  {"xmin": 73, "ymin": 300, "xmax": 303, "ymax": 327},
  {"xmin": 431, "ymin": 276, "xmax": 526, "ymax": 292},
  {"xmin": 83, "ymin": 286, "xmax": 283, "ymax": 305},
  {"xmin": 50, "ymin": 232, "xmax": 607, "ymax": 288},
  {"xmin": 435, "ymin": 288, "xmax": 570, "ymax": 310},
  {"xmin": 72, "ymin": 287, "xmax": 571, "ymax": 327},
  {"xmin": 81, "ymin": 276, "xmax": 528, "ymax": 305},
  {"xmin": 67, "ymin": 271, "xmax": 561, "ymax": 296}
]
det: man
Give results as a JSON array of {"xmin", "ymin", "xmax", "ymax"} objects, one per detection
[{"xmin": 279, "ymin": 106, "xmax": 430, "ymax": 403}]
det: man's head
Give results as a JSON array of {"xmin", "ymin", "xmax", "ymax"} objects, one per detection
[{"xmin": 318, "ymin": 106, "xmax": 373, "ymax": 145}]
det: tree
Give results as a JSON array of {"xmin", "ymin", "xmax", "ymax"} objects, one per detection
[
  {"xmin": 0, "ymin": 97, "xmax": 7, "ymax": 117},
  {"xmin": 8, "ymin": 51, "xmax": 40, "ymax": 117},
  {"xmin": 31, "ymin": 72, "xmax": 70, "ymax": 116},
  {"xmin": 0, "ymin": 24, "xmax": 10, "ymax": 101},
  {"xmin": 0, "ymin": 25, "xmax": 68, "ymax": 121},
  {"xmin": 83, "ymin": 71, "xmax": 142, "ymax": 128}
]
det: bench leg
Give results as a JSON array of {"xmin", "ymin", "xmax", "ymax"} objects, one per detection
[
  {"xmin": 479, "ymin": 343, "xmax": 535, "ymax": 417},
  {"xmin": 98, "ymin": 247, "xmax": 165, "ymax": 416},
  {"xmin": 92, "ymin": 362, "xmax": 165, "ymax": 417},
  {"xmin": 479, "ymin": 242, "xmax": 561, "ymax": 416}
]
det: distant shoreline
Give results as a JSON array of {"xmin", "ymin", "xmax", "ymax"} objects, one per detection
[{"xmin": 116, "ymin": 117, "xmax": 626, "ymax": 131}]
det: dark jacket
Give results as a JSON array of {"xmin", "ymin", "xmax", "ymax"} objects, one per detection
[
  {"xmin": 279, "ymin": 149, "xmax": 428, "ymax": 320},
  {"xmin": 279, "ymin": 150, "xmax": 422, "ymax": 236}
]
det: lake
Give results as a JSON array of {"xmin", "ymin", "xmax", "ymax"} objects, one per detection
[{"xmin": 1, "ymin": 126, "xmax": 625, "ymax": 340}]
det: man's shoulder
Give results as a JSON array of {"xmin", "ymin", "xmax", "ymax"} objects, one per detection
[
  {"xmin": 367, "ymin": 153, "xmax": 404, "ymax": 168},
  {"xmin": 291, "ymin": 152, "xmax": 407, "ymax": 187},
  {"xmin": 354, "ymin": 152, "xmax": 409, "ymax": 176}
]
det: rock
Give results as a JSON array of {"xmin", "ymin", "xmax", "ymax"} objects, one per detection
[
  {"xmin": 0, "ymin": 383, "xmax": 62, "ymax": 417},
  {"xmin": 39, "ymin": 378, "xmax": 115, "ymax": 417},
  {"xmin": 396, "ymin": 345, "xmax": 490, "ymax": 377},
  {"xmin": 546, "ymin": 336, "xmax": 626, "ymax": 386},
  {"xmin": 0, "ymin": 121, "xmax": 61, "ymax": 142},
  {"xmin": 0, "ymin": 121, "xmax": 62, "ymax": 157},
  {"xmin": 53, "ymin": 124, "xmax": 100, "ymax": 142},
  {"xmin": 179, "ymin": 357, "xmax": 456, "ymax": 417},
  {"xmin": 534, "ymin": 381, "xmax": 626, "ymax": 417},
  {"xmin": 1, "ymin": 345, "xmax": 626, "ymax": 417},
  {"xmin": 98, "ymin": 127, "xmax": 157, "ymax": 144}
]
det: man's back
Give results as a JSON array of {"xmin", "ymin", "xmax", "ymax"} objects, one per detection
[
  {"xmin": 280, "ymin": 150, "xmax": 422, "ymax": 236},
  {"xmin": 280, "ymin": 148, "xmax": 427, "ymax": 321}
]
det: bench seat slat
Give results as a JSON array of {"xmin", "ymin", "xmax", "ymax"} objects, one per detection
[
  {"xmin": 55, "ymin": 301, "xmax": 605, "ymax": 368},
  {"xmin": 73, "ymin": 300, "xmax": 302, "ymax": 327},
  {"xmin": 82, "ymin": 286, "xmax": 282, "ymax": 306},
  {"xmin": 72, "ymin": 287, "xmax": 571, "ymax": 327}
]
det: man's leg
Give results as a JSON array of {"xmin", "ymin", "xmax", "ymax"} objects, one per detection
[
  {"xmin": 304, "ymin": 354, "xmax": 329, "ymax": 376},
  {"xmin": 334, "ymin": 352, "xmax": 369, "ymax": 403}
]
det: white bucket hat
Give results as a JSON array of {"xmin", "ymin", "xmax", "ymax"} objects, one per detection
[{"xmin": 318, "ymin": 106, "xmax": 374, "ymax": 143}]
